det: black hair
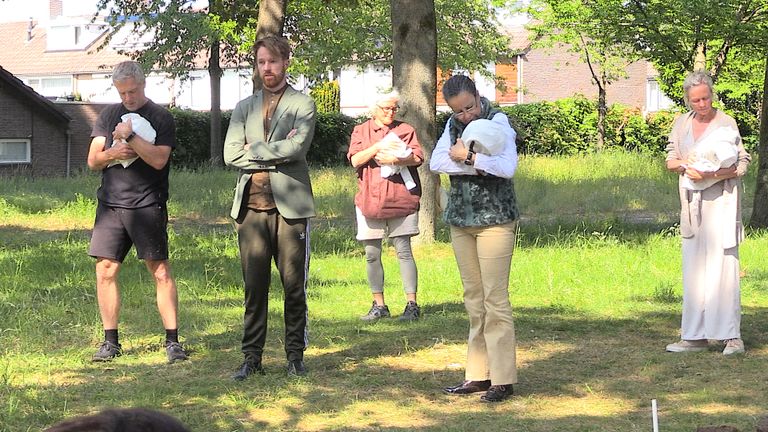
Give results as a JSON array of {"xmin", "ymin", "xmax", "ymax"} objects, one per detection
[{"xmin": 442, "ymin": 75, "xmax": 478, "ymax": 100}]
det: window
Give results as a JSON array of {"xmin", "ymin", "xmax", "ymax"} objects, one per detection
[
  {"xmin": 646, "ymin": 79, "xmax": 674, "ymax": 112},
  {"xmin": 25, "ymin": 76, "xmax": 72, "ymax": 98},
  {"xmin": 0, "ymin": 139, "xmax": 31, "ymax": 164}
]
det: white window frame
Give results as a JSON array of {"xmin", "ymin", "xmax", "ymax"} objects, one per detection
[
  {"xmin": 0, "ymin": 139, "xmax": 32, "ymax": 164},
  {"xmin": 24, "ymin": 75, "xmax": 73, "ymax": 98}
]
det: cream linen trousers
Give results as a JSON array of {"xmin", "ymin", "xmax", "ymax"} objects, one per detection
[
  {"xmin": 450, "ymin": 221, "xmax": 517, "ymax": 385},
  {"xmin": 680, "ymin": 184, "xmax": 741, "ymax": 341}
]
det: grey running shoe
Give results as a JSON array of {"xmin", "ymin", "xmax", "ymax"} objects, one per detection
[
  {"xmin": 399, "ymin": 301, "xmax": 421, "ymax": 321},
  {"xmin": 92, "ymin": 341, "xmax": 122, "ymax": 362},
  {"xmin": 165, "ymin": 341, "xmax": 189, "ymax": 363},
  {"xmin": 360, "ymin": 301, "xmax": 391, "ymax": 322}
]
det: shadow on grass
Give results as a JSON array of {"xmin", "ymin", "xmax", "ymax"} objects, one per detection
[{"xmin": 5, "ymin": 301, "xmax": 768, "ymax": 431}]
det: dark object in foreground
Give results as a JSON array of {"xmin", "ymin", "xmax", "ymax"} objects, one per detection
[{"xmin": 44, "ymin": 408, "xmax": 190, "ymax": 432}]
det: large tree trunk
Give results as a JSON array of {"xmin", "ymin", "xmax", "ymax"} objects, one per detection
[
  {"xmin": 390, "ymin": 0, "xmax": 438, "ymax": 243},
  {"xmin": 252, "ymin": 0, "xmax": 287, "ymax": 92},
  {"xmin": 749, "ymin": 55, "xmax": 768, "ymax": 227},
  {"xmin": 208, "ymin": 39, "xmax": 223, "ymax": 166}
]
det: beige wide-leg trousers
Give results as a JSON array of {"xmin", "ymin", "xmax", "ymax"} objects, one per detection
[{"xmin": 450, "ymin": 221, "xmax": 517, "ymax": 385}]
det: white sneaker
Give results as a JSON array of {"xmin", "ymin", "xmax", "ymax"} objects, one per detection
[
  {"xmin": 722, "ymin": 338, "xmax": 745, "ymax": 355},
  {"xmin": 665, "ymin": 339, "xmax": 708, "ymax": 352}
]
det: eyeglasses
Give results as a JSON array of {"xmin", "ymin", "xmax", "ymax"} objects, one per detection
[
  {"xmin": 377, "ymin": 105, "xmax": 399, "ymax": 113},
  {"xmin": 453, "ymin": 98, "xmax": 479, "ymax": 116}
]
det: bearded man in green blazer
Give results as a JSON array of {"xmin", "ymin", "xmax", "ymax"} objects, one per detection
[{"xmin": 223, "ymin": 35, "xmax": 316, "ymax": 381}]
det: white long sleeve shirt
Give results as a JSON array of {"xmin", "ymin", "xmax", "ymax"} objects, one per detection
[{"xmin": 429, "ymin": 112, "xmax": 518, "ymax": 179}]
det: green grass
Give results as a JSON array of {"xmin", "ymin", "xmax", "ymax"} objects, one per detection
[{"xmin": 1, "ymin": 153, "xmax": 767, "ymax": 431}]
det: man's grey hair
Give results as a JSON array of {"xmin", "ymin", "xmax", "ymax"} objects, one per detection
[
  {"xmin": 682, "ymin": 70, "xmax": 714, "ymax": 108},
  {"xmin": 368, "ymin": 89, "xmax": 400, "ymax": 114},
  {"xmin": 112, "ymin": 61, "xmax": 146, "ymax": 84}
]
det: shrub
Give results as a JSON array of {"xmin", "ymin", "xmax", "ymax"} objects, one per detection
[
  {"xmin": 502, "ymin": 102, "xmax": 567, "ymax": 154},
  {"xmin": 309, "ymin": 112, "xmax": 357, "ymax": 166},
  {"xmin": 310, "ymin": 80, "xmax": 341, "ymax": 114},
  {"xmin": 502, "ymin": 97, "xmax": 682, "ymax": 155},
  {"xmin": 170, "ymin": 108, "xmax": 231, "ymax": 169},
  {"xmin": 169, "ymin": 108, "xmax": 356, "ymax": 168}
]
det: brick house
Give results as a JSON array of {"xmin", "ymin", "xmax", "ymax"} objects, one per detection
[
  {"xmin": 486, "ymin": 26, "xmax": 671, "ymax": 111},
  {"xmin": 339, "ymin": 25, "xmax": 671, "ymax": 116},
  {"xmin": 0, "ymin": 65, "xmax": 72, "ymax": 177},
  {"xmin": 0, "ymin": 65, "xmax": 110, "ymax": 177}
]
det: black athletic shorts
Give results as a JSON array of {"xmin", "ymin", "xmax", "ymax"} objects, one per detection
[{"xmin": 88, "ymin": 202, "xmax": 169, "ymax": 262}]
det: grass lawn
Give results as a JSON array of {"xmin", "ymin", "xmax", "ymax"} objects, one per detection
[{"xmin": 1, "ymin": 152, "xmax": 767, "ymax": 431}]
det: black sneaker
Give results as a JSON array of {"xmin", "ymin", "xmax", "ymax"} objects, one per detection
[
  {"xmin": 399, "ymin": 301, "xmax": 421, "ymax": 321},
  {"xmin": 232, "ymin": 360, "xmax": 265, "ymax": 381},
  {"xmin": 165, "ymin": 341, "xmax": 189, "ymax": 363},
  {"xmin": 287, "ymin": 359, "xmax": 307, "ymax": 377},
  {"xmin": 92, "ymin": 341, "xmax": 122, "ymax": 362},
  {"xmin": 360, "ymin": 301, "xmax": 391, "ymax": 322}
]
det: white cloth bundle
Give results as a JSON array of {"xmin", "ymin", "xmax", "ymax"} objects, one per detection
[
  {"xmin": 378, "ymin": 131, "xmax": 416, "ymax": 190},
  {"xmin": 460, "ymin": 118, "xmax": 507, "ymax": 155},
  {"xmin": 108, "ymin": 113, "xmax": 157, "ymax": 168},
  {"xmin": 681, "ymin": 126, "xmax": 739, "ymax": 191}
]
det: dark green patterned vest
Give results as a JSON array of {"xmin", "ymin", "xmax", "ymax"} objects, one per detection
[{"xmin": 444, "ymin": 97, "xmax": 519, "ymax": 227}]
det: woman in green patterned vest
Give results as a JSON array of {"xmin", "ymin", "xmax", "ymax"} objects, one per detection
[{"xmin": 430, "ymin": 75, "xmax": 519, "ymax": 403}]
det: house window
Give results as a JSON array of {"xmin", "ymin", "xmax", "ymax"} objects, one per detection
[
  {"xmin": 646, "ymin": 79, "xmax": 674, "ymax": 112},
  {"xmin": 0, "ymin": 139, "xmax": 31, "ymax": 164},
  {"xmin": 25, "ymin": 76, "xmax": 73, "ymax": 98}
]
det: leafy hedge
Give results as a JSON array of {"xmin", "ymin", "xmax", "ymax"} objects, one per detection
[
  {"xmin": 170, "ymin": 109, "xmax": 356, "ymax": 168},
  {"xmin": 173, "ymin": 95, "xmax": 755, "ymax": 168},
  {"xmin": 502, "ymin": 95, "xmax": 679, "ymax": 155},
  {"xmin": 170, "ymin": 108, "xmax": 230, "ymax": 168},
  {"xmin": 436, "ymin": 96, "xmax": 681, "ymax": 155}
]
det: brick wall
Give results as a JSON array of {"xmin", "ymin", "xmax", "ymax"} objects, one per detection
[
  {"xmin": 56, "ymin": 102, "xmax": 110, "ymax": 172},
  {"xmin": 495, "ymin": 62, "xmax": 518, "ymax": 104},
  {"xmin": 520, "ymin": 46, "xmax": 648, "ymax": 109},
  {"xmin": 0, "ymin": 89, "xmax": 68, "ymax": 177}
]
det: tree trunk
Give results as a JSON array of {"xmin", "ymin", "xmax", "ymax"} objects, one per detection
[
  {"xmin": 749, "ymin": 55, "xmax": 768, "ymax": 227},
  {"xmin": 390, "ymin": 0, "xmax": 438, "ymax": 243},
  {"xmin": 694, "ymin": 41, "xmax": 707, "ymax": 71},
  {"xmin": 208, "ymin": 39, "xmax": 223, "ymax": 166},
  {"xmin": 596, "ymin": 79, "xmax": 607, "ymax": 151},
  {"xmin": 252, "ymin": 0, "xmax": 287, "ymax": 92}
]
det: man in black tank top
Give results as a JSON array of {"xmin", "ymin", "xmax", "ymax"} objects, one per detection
[{"xmin": 85, "ymin": 61, "xmax": 187, "ymax": 364}]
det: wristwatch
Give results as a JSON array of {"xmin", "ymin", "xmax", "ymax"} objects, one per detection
[
  {"xmin": 126, "ymin": 132, "xmax": 136, "ymax": 142},
  {"xmin": 464, "ymin": 150, "xmax": 475, "ymax": 166}
]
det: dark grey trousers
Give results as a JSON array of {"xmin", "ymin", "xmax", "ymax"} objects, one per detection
[{"xmin": 236, "ymin": 208, "xmax": 310, "ymax": 362}]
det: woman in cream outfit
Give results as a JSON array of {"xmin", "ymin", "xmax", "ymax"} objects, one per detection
[{"xmin": 664, "ymin": 71, "xmax": 750, "ymax": 355}]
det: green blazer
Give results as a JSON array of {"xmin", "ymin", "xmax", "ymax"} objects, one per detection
[{"xmin": 223, "ymin": 86, "xmax": 317, "ymax": 220}]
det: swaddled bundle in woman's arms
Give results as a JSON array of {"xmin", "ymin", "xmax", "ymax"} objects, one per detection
[
  {"xmin": 461, "ymin": 119, "xmax": 507, "ymax": 155},
  {"xmin": 681, "ymin": 126, "xmax": 739, "ymax": 190},
  {"xmin": 378, "ymin": 131, "xmax": 417, "ymax": 190}
]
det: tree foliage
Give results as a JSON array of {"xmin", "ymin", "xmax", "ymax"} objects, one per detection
[
  {"xmin": 288, "ymin": 0, "xmax": 511, "ymax": 81},
  {"xmin": 524, "ymin": 0, "xmax": 638, "ymax": 149},
  {"xmin": 94, "ymin": 0, "xmax": 253, "ymax": 79}
]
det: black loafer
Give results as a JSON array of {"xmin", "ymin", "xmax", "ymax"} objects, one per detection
[
  {"xmin": 232, "ymin": 360, "xmax": 265, "ymax": 381},
  {"xmin": 287, "ymin": 359, "xmax": 307, "ymax": 377},
  {"xmin": 443, "ymin": 380, "xmax": 491, "ymax": 395},
  {"xmin": 480, "ymin": 384, "xmax": 514, "ymax": 402}
]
